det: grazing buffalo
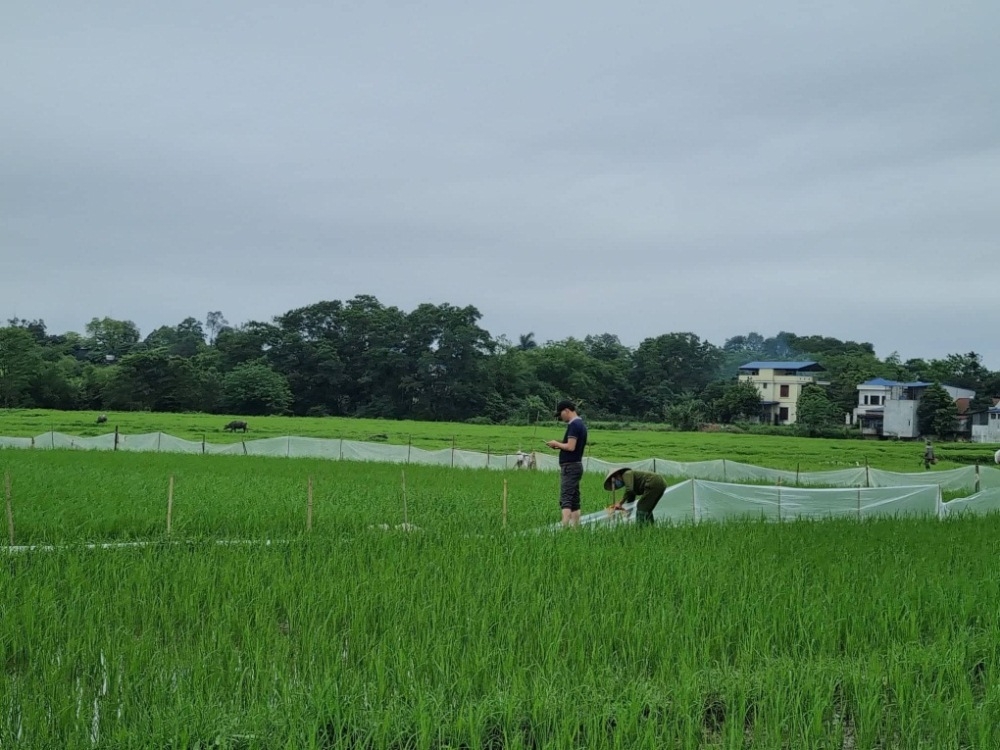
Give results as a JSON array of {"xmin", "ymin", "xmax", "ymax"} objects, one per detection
[
  {"xmin": 96, "ymin": 414, "xmax": 108, "ymax": 425},
  {"xmin": 224, "ymin": 420, "xmax": 249, "ymax": 433}
]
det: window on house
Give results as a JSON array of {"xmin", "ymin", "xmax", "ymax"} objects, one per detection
[
  {"xmin": 863, "ymin": 395, "xmax": 869, "ymax": 405},
  {"xmin": 780, "ymin": 385, "xmax": 789, "ymax": 397},
  {"xmin": 779, "ymin": 407, "xmax": 789, "ymax": 421}
]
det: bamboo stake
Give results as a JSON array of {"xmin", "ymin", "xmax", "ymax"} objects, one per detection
[
  {"xmin": 166, "ymin": 475, "xmax": 174, "ymax": 535},
  {"xmin": 5, "ymin": 472, "xmax": 13, "ymax": 546},
  {"xmin": 401, "ymin": 470, "xmax": 408, "ymax": 525},
  {"xmin": 307, "ymin": 477, "xmax": 314, "ymax": 532},
  {"xmin": 502, "ymin": 479, "xmax": 508, "ymax": 528}
]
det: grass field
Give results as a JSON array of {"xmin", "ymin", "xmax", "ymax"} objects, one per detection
[
  {"xmin": 3, "ymin": 414, "xmax": 999, "ymax": 747},
  {"xmin": 2, "ymin": 408, "xmax": 997, "ymax": 471}
]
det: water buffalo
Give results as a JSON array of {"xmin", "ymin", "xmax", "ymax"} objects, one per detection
[
  {"xmin": 224, "ymin": 420, "xmax": 249, "ymax": 433},
  {"xmin": 96, "ymin": 414, "xmax": 108, "ymax": 425}
]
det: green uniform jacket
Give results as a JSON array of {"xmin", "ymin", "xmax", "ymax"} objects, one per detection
[{"xmin": 620, "ymin": 469, "xmax": 667, "ymax": 511}]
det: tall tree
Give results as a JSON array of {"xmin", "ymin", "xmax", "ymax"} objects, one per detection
[
  {"xmin": 916, "ymin": 383, "xmax": 956, "ymax": 438},
  {"xmin": 796, "ymin": 384, "xmax": 841, "ymax": 433},
  {"xmin": 631, "ymin": 333, "xmax": 723, "ymax": 419},
  {"xmin": 85, "ymin": 317, "xmax": 140, "ymax": 363},
  {"xmin": 0, "ymin": 327, "xmax": 44, "ymax": 407}
]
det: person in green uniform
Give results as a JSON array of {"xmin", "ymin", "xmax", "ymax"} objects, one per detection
[{"xmin": 604, "ymin": 467, "xmax": 667, "ymax": 525}]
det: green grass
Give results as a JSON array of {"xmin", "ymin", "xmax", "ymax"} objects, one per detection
[
  {"xmin": 3, "ymin": 407, "xmax": 998, "ymax": 471},
  {"xmin": 3, "ymin": 419, "xmax": 999, "ymax": 747},
  {"xmin": 4, "ymin": 514, "xmax": 1000, "ymax": 747}
]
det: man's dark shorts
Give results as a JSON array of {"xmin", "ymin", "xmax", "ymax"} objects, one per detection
[{"xmin": 559, "ymin": 462, "xmax": 583, "ymax": 511}]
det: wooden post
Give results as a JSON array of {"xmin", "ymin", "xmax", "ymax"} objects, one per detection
[
  {"xmin": 202, "ymin": 434, "xmax": 206, "ymax": 454},
  {"xmin": 777, "ymin": 478, "xmax": 782, "ymax": 523},
  {"xmin": 722, "ymin": 458, "xmax": 727, "ymax": 482},
  {"xmin": 857, "ymin": 487, "xmax": 862, "ymax": 519},
  {"xmin": 5, "ymin": 472, "xmax": 13, "ymax": 546},
  {"xmin": 401, "ymin": 470, "xmax": 408, "ymax": 525},
  {"xmin": 157, "ymin": 432, "xmax": 161, "ymax": 452},
  {"xmin": 795, "ymin": 463, "xmax": 800, "ymax": 487},
  {"xmin": 451, "ymin": 436, "xmax": 456, "ymax": 468},
  {"xmin": 865, "ymin": 457, "xmax": 870, "ymax": 488},
  {"xmin": 486, "ymin": 444, "xmax": 490, "ymax": 469},
  {"xmin": 242, "ymin": 441, "xmax": 248, "ymax": 456},
  {"xmin": 653, "ymin": 458, "xmax": 657, "ymax": 474},
  {"xmin": 307, "ymin": 477, "xmax": 314, "ymax": 533},
  {"xmin": 407, "ymin": 435, "xmax": 412, "ymax": 465},
  {"xmin": 114, "ymin": 425, "xmax": 119, "ymax": 451},
  {"xmin": 166, "ymin": 475, "xmax": 174, "ymax": 535},
  {"xmin": 975, "ymin": 462, "xmax": 981, "ymax": 493},
  {"xmin": 502, "ymin": 479, "xmax": 508, "ymax": 528}
]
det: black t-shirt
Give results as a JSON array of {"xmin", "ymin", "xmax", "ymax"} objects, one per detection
[{"xmin": 560, "ymin": 417, "xmax": 587, "ymax": 463}]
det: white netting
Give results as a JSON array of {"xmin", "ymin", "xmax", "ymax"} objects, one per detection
[{"xmin": 5, "ymin": 430, "xmax": 1000, "ymax": 522}]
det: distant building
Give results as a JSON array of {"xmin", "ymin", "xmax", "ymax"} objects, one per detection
[
  {"xmin": 737, "ymin": 361, "xmax": 827, "ymax": 425},
  {"xmin": 852, "ymin": 378, "xmax": 976, "ymax": 439},
  {"xmin": 971, "ymin": 402, "xmax": 1000, "ymax": 444}
]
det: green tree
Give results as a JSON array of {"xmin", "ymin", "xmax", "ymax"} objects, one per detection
[
  {"xmin": 222, "ymin": 363, "xmax": 293, "ymax": 416},
  {"xmin": 664, "ymin": 396, "xmax": 707, "ymax": 431},
  {"xmin": 85, "ymin": 317, "xmax": 140, "ymax": 363},
  {"xmin": 0, "ymin": 327, "xmax": 44, "ymax": 407},
  {"xmin": 715, "ymin": 379, "xmax": 763, "ymax": 423},
  {"xmin": 916, "ymin": 383, "xmax": 955, "ymax": 437},
  {"xmin": 631, "ymin": 333, "xmax": 723, "ymax": 419},
  {"xmin": 796, "ymin": 384, "xmax": 841, "ymax": 433}
]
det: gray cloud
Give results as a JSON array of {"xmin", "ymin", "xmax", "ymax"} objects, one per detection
[{"xmin": 3, "ymin": 0, "xmax": 999, "ymax": 370}]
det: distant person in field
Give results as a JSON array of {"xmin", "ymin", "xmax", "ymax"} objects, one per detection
[
  {"xmin": 546, "ymin": 400, "xmax": 587, "ymax": 527},
  {"xmin": 923, "ymin": 440, "xmax": 936, "ymax": 469},
  {"xmin": 604, "ymin": 467, "xmax": 667, "ymax": 526}
]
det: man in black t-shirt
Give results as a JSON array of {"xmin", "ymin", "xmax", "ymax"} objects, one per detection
[{"xmin": 546, "ymin": 399, "xmax": 588, "ymax": 527}]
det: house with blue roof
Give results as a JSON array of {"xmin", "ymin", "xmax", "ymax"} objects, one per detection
[
  {"xmin": 853, "ymin": 378, "xmax": 976, "ymax": 439},
  {"xmin": 737, "ymin": 361, "xmax": 827, "ymax": 425}
]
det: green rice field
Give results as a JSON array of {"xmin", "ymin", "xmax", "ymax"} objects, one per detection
[{"xmin": 3, "ymin": 415, "xmax": 1000, "ymax": 747}]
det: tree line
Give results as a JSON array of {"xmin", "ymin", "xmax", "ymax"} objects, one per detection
[{"xmin": 1, "ymin": 295, "xmax": 998, "ymax": 432}]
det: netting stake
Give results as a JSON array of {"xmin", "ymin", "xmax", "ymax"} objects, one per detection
[
  {"xmin": 5, "ymin": 472, "xmax": 14, "ymax": 546},
  {"xmin": 167, "ymin": 475, "xmax": 174, "ymax": 535},
  {"xmin": 307, "ymin": 477, "xmax": 314, "ymax": 533},
  {"xmin": 975, "ymin": 462, "xmax": 981, "ymax": 493},
  {"xmin": 857, "ymin": 487, "xmax": 862, "ymax": 519},
  {"xmin": 502, "ymin": 479, "xmax": 508, "ymax": 528},
  {"xmin": 401, "ymin": 470, "xmax": 409, "ymax": 525},
  {"xmin": 451, "ymin": 436, "xmax": 456, "ymax": 468},
  {"xmin": 114, "ymin": 426, "xmax": 119, "ymax": 451},
  {"xmin": 407, "ymin": 435, "xmax": 412, "ymax": 465}
]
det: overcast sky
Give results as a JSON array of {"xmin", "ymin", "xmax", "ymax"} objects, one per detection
[{"xmin": 4, "ymin": 1, "xmax": 999, "ymax": 368}]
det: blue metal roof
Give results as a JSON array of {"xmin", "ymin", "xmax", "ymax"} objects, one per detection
[
  {"xmin": 738, "ymin": 361, "xmax": 823, "ymax": 371},
  {"xmin": 860, "ymin": 378, "xmax": 932, "ymax": 388},
  {"xmin": 860, "ymin": 377, "xmax": 899, "ymax": 387}
]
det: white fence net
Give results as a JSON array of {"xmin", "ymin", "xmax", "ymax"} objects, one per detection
[
  {"xmin": 4, "ymin": 431, "xmax": 1000, "ymax": 520},
  {"xmin": 578, "ymin": 480, "xmax": 943, "ymax": 527}
]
